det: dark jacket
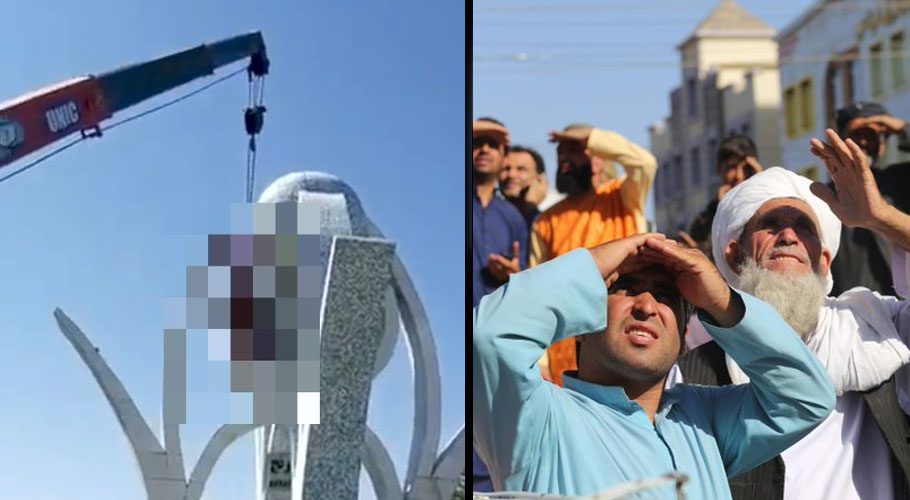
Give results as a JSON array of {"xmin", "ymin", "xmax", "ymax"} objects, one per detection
[{"xmin": 678, "ymin": 341, "xmax": 910, "ymax": 499}]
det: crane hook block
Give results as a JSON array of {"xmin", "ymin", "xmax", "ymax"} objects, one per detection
[
  {"xmin": 245, "ymin": 106, "xmax": 267, "ymax": 136},
  {"xmin": 249, "ymin": 51, "xmax": 270, "ymax": 77}
]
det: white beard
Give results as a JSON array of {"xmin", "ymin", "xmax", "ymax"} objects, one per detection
[{"xmin": 731, "ymin": 257, "xmax": 826, "ymax": 338}]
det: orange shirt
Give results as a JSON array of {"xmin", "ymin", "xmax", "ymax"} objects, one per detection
[
  {"xmin": 533, "ymin": 180, "xmax": 638, "ymax": 260},
  {"xmin": 533, "ymin": 181, "xmax": 638, "ymax": 386},
  {"xmin": 531, "ymin": 128, "xmax": 656, "ymax": 386}
]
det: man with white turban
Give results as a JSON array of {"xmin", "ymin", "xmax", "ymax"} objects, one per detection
[{"xmin": 676, "ymin": 129, "xmax": 910, "ymax": 500}]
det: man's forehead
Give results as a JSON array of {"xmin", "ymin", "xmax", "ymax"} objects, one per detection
[
  {"xmin": 752, "ymin": 197, "xmax": 819, "ymax": 225},
  {"xmin": 721, "ymin": 156, "xmax": 744, "ymax": 168},
  {"xmin": 617, "ymin": 266, "xmax": 676, "ymax": 289},
  {"xmin": 507, "ymin": 151, "xmax": 533, "ymax": 165}
]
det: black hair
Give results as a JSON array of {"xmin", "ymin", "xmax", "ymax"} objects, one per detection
[
  {"xmin": 717, "ymin": 134, "xmax": 758, "ymax": 165},
  {"xmin": 508, "ymin": 144, "xmax": 546, "ymax": 174}
]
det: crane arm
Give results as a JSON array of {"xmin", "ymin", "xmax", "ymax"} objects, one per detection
[{"xmin": 0, "ymin": 31, "xmax": 268, "ymax": 170}]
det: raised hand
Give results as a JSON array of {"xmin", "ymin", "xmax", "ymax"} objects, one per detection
[
  {"xmin": 638, "ymin": 238, "xmax": 744, "ymax": 328},
  {"xmin": 548, "ymin": 127, "xmax": 592, "ymax": 146},
  {"xmin": 487, "ymin": 241, "xmax": 521, "ymax": 282},
  {"xmin": 525, "ymin": 173, "xmax": 549, "ymax": 206},
  {"xmin": 853, "ymin": 114, "xmax": 905, "ymax": 136},
  {"xmin": 743, "ymin": 155, "xmax": 763, "ymax": 178},
  {"xmin": 809, "ymin": 128, "xmax": 888, "ymax": 229},
  {"xmin": 473, "ymin": 120, "xmax": 510, "ymax": 148},
  {"xmin": 587, "ymin": 233, "xmax": 666, "ymax": 287}
]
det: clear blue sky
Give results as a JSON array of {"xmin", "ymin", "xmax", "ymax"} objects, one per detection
[
  {"xmin": 473, "ymin": 0, "xmax": 816, "ymax": 220},
  {"xmin": 0, "ymin": 1, "xmax": 463, "ymax": 499}
]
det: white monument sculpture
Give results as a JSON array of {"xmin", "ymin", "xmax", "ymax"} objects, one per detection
[
  {"xmin": 53, "ymin": 170, "xmax": 463, "ymax": 500},
  {"xmin": 255, "ymin": 171, "xmax": 463, "ymax": 500}
]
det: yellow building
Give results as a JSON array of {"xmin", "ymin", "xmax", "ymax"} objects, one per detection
[{"xmin": 778, "ymin": 0, "xmax": 910, "ymax": 178}]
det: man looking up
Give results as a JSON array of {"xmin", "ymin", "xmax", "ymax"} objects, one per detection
[
  {"xmin": 474, "ymin": 232, "xmax": 835, "ymax": 498},
  {"xmin": 531, "ymin": 123, "xmax": 657, "ymax": 385},
  {"xmin": 677, "ymin": 129, "xmax": 910, "ymax": 499}
]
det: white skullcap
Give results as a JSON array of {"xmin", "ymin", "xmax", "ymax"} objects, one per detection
[{"xmin": 710, "ymin": 167, "xmax": 842, "ymax": 294}]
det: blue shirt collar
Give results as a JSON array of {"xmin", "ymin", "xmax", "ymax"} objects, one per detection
[{"xmin": 563, "ymin": 372, "xmax": 679, "ymax": 418}]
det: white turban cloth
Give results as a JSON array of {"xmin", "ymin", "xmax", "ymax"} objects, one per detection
[{"xmin": 711, "ymin": 167, "xmax": 842, "ymax": 294}]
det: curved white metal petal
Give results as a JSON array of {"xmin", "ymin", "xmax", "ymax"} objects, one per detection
[
  {"xmin": 185, "ymin": 424, "xmax": 260, "ymax": 500},
  {"xmin": 359, "ymin": 217, "xmax": 444, "ymax": 493},
  {"xmin": 391, "ymin": 257, "xmax": 443, "ymax": 490},
  {"xmin": 373, "ymin": 287, "xmax": 400, "ymax": 377},
  {"xmin": 362, "ymin": 426, "xmax": 403, "ymax": 500},
  {"xmin": 421, "ymin": 427, "xmax": 466, "ymax": 500},
  {"xmin": 53, "ymin": 308, "xmax": 173, "ymax": 498}
]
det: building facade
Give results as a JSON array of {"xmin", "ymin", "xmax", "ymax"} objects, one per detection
[
  {"xmin": 650, "ymin": 0, "xmax": 782, "ymax": 233},
  {"xmin": 778, "ymin": 0, "xmax": 910, "ymax": 181}
]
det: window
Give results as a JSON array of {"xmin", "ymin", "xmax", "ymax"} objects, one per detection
[
  {"xmin": 825, "ymin": 66, "xmax": 837, "ymax": 128},
  {"xmin": 654, "ymin": 166, "xmax": 663, "ymax": 200},
  {"xmin": 652, "ymin": 163, "xmax": 667, "ymax": 203},
  {"xmin": 843, "ymin": 59, "xmax": 855, "ymax": 104},
  {"xmin": 871, "ymin": 42, "xmax": 884, "ymax": 97},
  {"xmin": 785, "ymin": 86, "xmax": 798, "ymax": 138},
  {"xmin": 690, "ymin": 146, "xmax": 702, "ymax": 185},
  {"xmin": 660, "ymin": 162, "xmax": 670, "ymax": 198},
  {"xmin": 670, "ymin": 88, "xmax": 681, "ymax": 116},
  {"xmin": 687, "ymin": 78, "xmax": 698, "ymax": 117},
  {"xmin": 674, "ymin": 154, "xmax": 684, "ymax": 189},
  {"xmin": 784, "ymin": 79, "xmax": 815, "ymax": 137},
  {"xmin": 824, "ymin": 53, "xmax": 857, "ymax": 129},
  {"xmin": 799, "ymin": 79, "xmax": 814, "ymax": 133},
  {"xmin": 892, "ymin": 32, "xmax": 905, "ymax": 88},
  {"xmin": 707, "ymin": 138, "xmax": 719, "ymax": 188}
]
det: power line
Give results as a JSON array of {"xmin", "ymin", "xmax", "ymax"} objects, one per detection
[
  {"xmin": 473, "ymin": 50, "xmax": 778, "ymax": 61},
  {"xmin": 472, "ymin": 1, "xmax": 910, "ymax": 14},
  {"xmin": 473, "ymin": 19, "xmax": 732, "ymax": 27},
  {"xmin": 473, "ymin": 40, "xmax": 685, "ymax": 48},
  {"xmin": 473, "ymin": 47, "xmax": 910, "ymax": 67},
  {"xmin": 473, "ymin": 64, "xmax": 679, "ymax": 75}
]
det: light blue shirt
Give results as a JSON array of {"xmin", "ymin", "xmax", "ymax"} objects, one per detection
[{"xmin": 472, "ymin": 249, "xmax": 835, "ymax": 498}]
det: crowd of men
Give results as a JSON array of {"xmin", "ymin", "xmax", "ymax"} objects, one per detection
[{"xmin": 471, "ymin": 102, "xmax": 910, "ymax": 499}]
